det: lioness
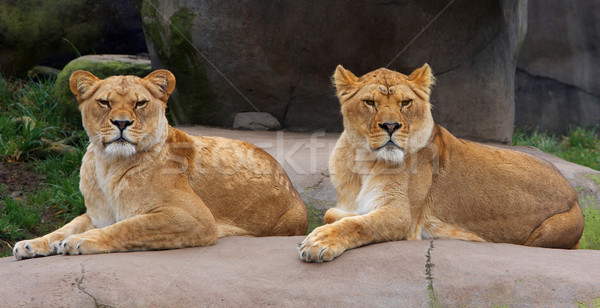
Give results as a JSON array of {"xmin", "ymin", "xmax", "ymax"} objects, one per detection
[
  {"xmin": 13, "ymin": 70, "xmax": 307, "ymax": 260},
  {"xmin": 299, "ymin": 64, "xmax": 584, "ymax": 262}
]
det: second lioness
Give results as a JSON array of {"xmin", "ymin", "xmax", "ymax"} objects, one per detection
[
  {"xmin": 13, "ymin": 70, "xmax": 307, "ymax": 259},
  {"xmin": 299, "ymin": 64, "xmax": 584, "ymax": 262}
]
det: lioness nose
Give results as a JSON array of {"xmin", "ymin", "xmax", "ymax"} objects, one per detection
[
  {"xmin": 378, "ymin": 122, "xmax": 401, "ymax": 135},
  {"xmin": 110, "ymin": 119, "xmax": 134, "ymax": 132}
]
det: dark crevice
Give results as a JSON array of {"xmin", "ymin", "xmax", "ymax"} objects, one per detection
[
  {"xmin": 517, "ymin": 67, "xmax": 600, "ymax": 99},
  {"xmin": 283, "ymin": 77, "xmax": 302, "ymax": 127},
  {"xmin": 425, "ymin": 240, "xmax": 438, "ymax": 307},
  {"xmin": 303, "ymin": 172, "xmax": 329, "ymax": 192},
  {"xmin": 76, "ymin": 264, "xmax": 114, "ymax": 308}
]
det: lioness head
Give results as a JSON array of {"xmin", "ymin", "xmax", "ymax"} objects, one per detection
[
  {"xmin": 333, "ymin": 64, "xmax": 435, "ymax": 164},
  {"xmin": 69, "ymin": 70, "xmax": 176, "ymax": 158}
]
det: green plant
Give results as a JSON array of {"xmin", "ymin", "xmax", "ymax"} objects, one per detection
[
  {"xmin": 0, "ymin": 75, "xmax": 87, "ymax": 256},
  {"xmin": 31, "ymin": 152, "xmax": 86, "ymax": 223},
  {"xmin": 579, "ymin": 205, "xmax": 600, "ymax": 250},
  {"xmin": 513, "ymin": 127, "xmax": 600, "ymax": 171},
  {"xmin": 513, "ymin": 128, "xmax": 561, "ymax": 153},
  {"xmin": 305, "ymin": 205, "xmax": 325, "ymax": 235},
  {"xmin": 0, "ymin": 195, "xmax": 42, "ymax": 245}
]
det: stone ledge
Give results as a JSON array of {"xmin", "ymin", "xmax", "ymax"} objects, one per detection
[{"xmin": 1, "ymin": 237, "xmax": 599, "ymax": 307}]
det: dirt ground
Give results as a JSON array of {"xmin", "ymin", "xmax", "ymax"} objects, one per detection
[{"xmin": 0, "ymin": 161, "xmax": 45, "ymax": 198}]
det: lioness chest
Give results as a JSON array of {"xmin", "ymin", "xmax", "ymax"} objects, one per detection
[{"xmin": 79, "ymin": 145, "xmax": 172, "ymax": 228}]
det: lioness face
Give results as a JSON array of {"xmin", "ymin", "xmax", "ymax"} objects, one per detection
[
  {"xmin": 69, "ymin": 70, "xmax": 176, "ymax": 158},
  {"xmin": 333, "ymin": 64, "xmax": 435, "ymax": 164}
]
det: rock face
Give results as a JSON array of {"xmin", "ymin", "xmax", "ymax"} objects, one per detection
[
  {"xmin": 515, "ymin": 0, "xmax": 600, "ymax": 134},
  {"xmin": 54, "ymin": 55, "xmax": 152, "ymax": 118},
  {"xmin": 1, "ymin": 237, "xmax": 599, "ymax": 307},
  {"xmin": 0, "ymin": 0, "xmax": 147, "ymax": 78},
  {"xmin": 142, "ymin": 0, "xmax": 525, "ymax": 142}
]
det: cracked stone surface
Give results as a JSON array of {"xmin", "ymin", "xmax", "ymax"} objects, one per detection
[
  {"xmin": 433, "ymin": 240, "xmax": 600, "ymax": 307},
  {"xmin": 1, "ymin": 237, "xmax": 599, "ymax": 307}
]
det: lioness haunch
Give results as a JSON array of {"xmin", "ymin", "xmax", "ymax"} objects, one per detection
[
  {"xmin": 299, "ymin": 64, "xmax": 584, "ymax": 262},
  {"xmin": 13, "ymin": 70, "xmax": 307, "ymax": 260}
]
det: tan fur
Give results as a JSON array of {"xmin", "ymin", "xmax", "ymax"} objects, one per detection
[
  {"xmin": 13, "ymin": 70, "xmax": 307, "ymax": 260},
  {"xmin": 299, "ymin": 64, "xmax": 584, "ymax": 262}
]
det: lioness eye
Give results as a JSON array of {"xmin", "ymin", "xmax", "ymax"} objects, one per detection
[
  {"xmin": 135, "ymin": 100, "xmax": 147, "ymax": 108},
  {"xmin": 97, "ymin": 100, "xmax": 110, "ymax": 108},
  {"xmin": 364, "ymin": 100, "xmax": 375, "ymax": 106},
  {"xmin": 401, "ymin": 99, "xmax": 413, "ymax": 106}
]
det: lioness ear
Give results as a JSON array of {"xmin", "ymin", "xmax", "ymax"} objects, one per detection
[
  {"xmin": 69, "ymin": 71, "xmax": 100, "ymax": 103},
  {"xmin": 333, "ymin": 65, "xmax": 358, "ymax": 96},
  {"xmin": 144, "ymin": 70, "xmax": 176, "ymax": 99},
  {"xmin": 408, "ymin": 63, "xmax": 435, "ymax": 95}
]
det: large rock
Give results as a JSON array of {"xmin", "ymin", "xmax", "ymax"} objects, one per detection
[
  {"xmin": 142, "ymin": 0, "xmax": 525, "ymax": 142},
  {"xmin": 1, "ymin": 237, "xmax": 599, "ymax": 307},
  {"xmin": 55, "ymin": 55, "xmax": 152, "ymax": 118},
  {"xmin": 0, "ymin": 0, "xmax": 147, "ymax": 78},
  {"xmin": 515, "ymin": 0, "xmax": 600, "ymax": 134}
]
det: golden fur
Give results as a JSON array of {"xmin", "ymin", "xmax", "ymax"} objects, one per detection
[
  {"xmin": 299, "ymin": 64, "xmax": 584, "ymax": 262},
  {"xmin": 13, "ymin": 70, "xmax": 307, "ymax": 260}
]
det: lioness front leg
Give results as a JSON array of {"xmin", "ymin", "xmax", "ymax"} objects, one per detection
[
  {"xmin": 57, "ymin": 207, "xmax": 217, "ymax": 255},
  {"xmin": 13, "ymin": 214, "xmax": 95, "ymax": 260},
  {"xmin": 323, "ymin": 207, "xmax": 357, "ymax": 224},
  {"xmin": 299, "ymin": 206, "xmax": 410, "ymax": 262}
]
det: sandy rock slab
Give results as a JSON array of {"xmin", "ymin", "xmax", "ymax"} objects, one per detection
[{"xmin": 1, "ymin": 237, "xmax": 599, "ymax": 307}]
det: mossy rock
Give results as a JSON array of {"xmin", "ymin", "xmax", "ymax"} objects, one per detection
[
  {"xmin": 55, "ymin": 55, "xmax": 152, "ymax": 118},
  {"xmin": 141, "ymin": 2, "xmax": 216, "ymax": 126}
]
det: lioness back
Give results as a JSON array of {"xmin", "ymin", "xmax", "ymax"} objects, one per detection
[
  {"xmin": 428, "ymin": 125, "xmax": 583, "ymax": 247},
  {"xmin": 181, "ymin": 133, "xmax": 307, "ymax": 237}
]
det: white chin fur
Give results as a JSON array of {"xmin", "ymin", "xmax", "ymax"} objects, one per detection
[
  {"xmin": 376, "ymin": 147, "xmax": 405, "ymax": 164},
  {"xmin": 104, "ymin": 142, "xmax": 137, "ymax": 158}
]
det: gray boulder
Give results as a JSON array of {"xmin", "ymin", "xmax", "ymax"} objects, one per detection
[
  {"xmin": 515, "ymin": 0, "xmax": 600, "ymax": 134},
  {"xmin": 142, "ymin": 0, "xmax": 525, "ymax": 142},
  {"xmin": 1, "ymin": 237, "xmax": 598, "ymax": 307}
]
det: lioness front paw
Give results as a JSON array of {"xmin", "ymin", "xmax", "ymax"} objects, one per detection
[
  {"xmin": 298, "ymin": 225, "xmax": 346, "ymax": 263},
  {"xmin": 57, "ymin": 235, "xmax": 106, "ymax": 255},
  {"xmin": 13, "ymin": 238, "xmax": 54, "ymax": 260}
]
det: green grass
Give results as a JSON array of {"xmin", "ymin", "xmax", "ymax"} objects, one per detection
[
  {"xmin": 305, "ymin": 205, "xmax": 325, "ymax": 235},
  {"xmin": 0, "ymin": 75, "xmax": 86, "ymax": 256},
  {"xmin": 513, "ymin": 126, "xmax": 600, "ymax": 171},
  {"xmin": 579, "ymin": 203, "xmax": 600, "ymax": 250}
]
